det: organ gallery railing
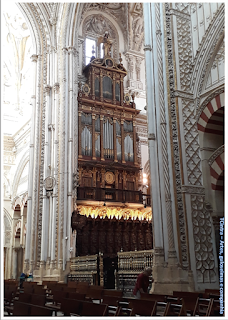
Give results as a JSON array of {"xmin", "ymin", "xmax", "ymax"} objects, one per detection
[{"xmin": 77, "ymin": 186, "xmax": 144, "ymax": 203}]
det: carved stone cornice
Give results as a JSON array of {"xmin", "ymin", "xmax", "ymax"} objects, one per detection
[
  {"xmin": 174, "ymin": 90, "xmax": 194, "ymax": 100},
  {"xmin": 182, "ymin": 185, "xmax": 205, "ymax": 195},
  {"xmin": 208, "ymin": 145, "xmax": 224, "ymax": 167}
]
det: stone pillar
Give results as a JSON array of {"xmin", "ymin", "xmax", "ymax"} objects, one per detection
[
  {"xmin": 20, "ymin": 206, "xmax": 24, "ymax": 246},
  {"xmin": 143, "ymin": 3, "xmax": 165, "ymax": 289},
  {"xmin": 51, "ymin": 82, "xmax": 59, "ymax": 266},
  {"xmin": 24, "ymin": 54, "xmax": 38, "ymax": 269}
]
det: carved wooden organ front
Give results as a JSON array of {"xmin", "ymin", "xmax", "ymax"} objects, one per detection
[{"xmin": 77, "ymin": 44, "xmax": 142, "ymax": 204}]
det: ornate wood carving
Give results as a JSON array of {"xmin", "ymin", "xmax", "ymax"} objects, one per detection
[{"xmin": 72, "ymin": 212, "xmax": 153, "ymax": 257}]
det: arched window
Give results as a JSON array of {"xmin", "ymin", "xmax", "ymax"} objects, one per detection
[{"xmin": 85, "ymin": 38, "xmax": 96, "ymax": 65}]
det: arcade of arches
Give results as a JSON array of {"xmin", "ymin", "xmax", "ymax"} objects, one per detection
[{"xmin": 3, "ymin": 3, "xmax": 224, "ymax": 294}]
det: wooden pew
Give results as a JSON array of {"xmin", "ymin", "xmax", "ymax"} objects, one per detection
[
  {"xmin": 130, "ymin": 299, "xmax": 156, "ymax": 316},
  {"xmin": 30, "ymin": 304, "xmax": 54, "ymax": 316},
  {"xmin": 141, "ymin": 292, "xmax": 167, "ymax": 302},
  {"xmin": 164, "ymin": 302, "xmax": 187, "ymax": 316},
  {"xmin": 30, "ymin": 293, "xmax": 46, "ymax": 306},
  {"xmin": 193, "ymin": 297, "xmax": 214, "ymax": 316},
  {"xmin": 102, "ymin": 289, "xmax": 123, "ymax": 298},
  {"xmin": 86, "ymin": 286, "xmax": 104, "ymax": 302},
  {"xmin": 60, "ymin": 298, "xmax": 82, "ymax": 316},
  {"xmin": 151, "ymin": 301, "xmax": 170, "ymax": 316},
  {"xmin": 67, "ymin": 281, "xmax": 78, "ymax": 288},
  {"xmin": 80, "ymin": 301, "xmax": 108, "ymax": 316},
  {"xmin": 102, "ymin": 295, "xmax": 119, "ymax": 306},
  {"xmin": 172, "ymin": 291, "xmax": 200, "ymax": 316},
  {"xmin": 67, "ymin": 292, "xmax": 86, "ymax": 301},
  {"xmin": 12, "ymin": 301, "xmax": 30, "ymax": 316}
]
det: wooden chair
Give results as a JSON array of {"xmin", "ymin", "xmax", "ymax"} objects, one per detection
[
  {"xmin": 60, "ymin": 298, "xmax": 82, "ymax": 316},
  {"xmin": 80, "ymin": 301, "xmax": 108, "ymax": 316},
  {"xmin": 130, "ymin": 299, "xmax": 156, "ymax": 316},
  {"xmin": 151, "ymin": 301, "xmax": 170, "ymax": 316},
  {"xmin": 193, "ymin": 297, "xmax": 213, "ymax": 316},
  {"xmin": 30, "ymin": 304, "xmax": 54, "ymax": 316},
  {"xmin": 164, "ymin": 302, "xmax": 187, "ymax": 316}
]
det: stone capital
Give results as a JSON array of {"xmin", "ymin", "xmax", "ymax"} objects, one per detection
[{"xmin": 30, "ymin": 54, "xmax": 39, "ymax": 63}]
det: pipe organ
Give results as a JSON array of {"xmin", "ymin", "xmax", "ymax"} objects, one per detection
[{"xmin": 77, "ymin": 34, "xmax": 142, "ymax": 204}]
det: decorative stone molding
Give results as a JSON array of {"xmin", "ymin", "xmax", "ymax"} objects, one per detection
[
  {"xmin": 174, "ymin": 90, "xmax": 194, "ymax": 100},
  {"xmin": 148, "ymin": 133, "xmax": 155, "ymax": 141},
  {"xmin": 44, "ymin": 84, "xmax": 52, "ymax": 94},
  {"xmin": 170, "ymin": 8, "xmax": 191, "ymax": 20},
  {"xmin": 144, "ymin": 44, "xmax": 152, "ymax": 51},
  {"xmin": 165, "ymin": 3, "xmax": 189, "ymax": 269},
  {"xmin": 182, "ymin": 185, "xmax": 205, "ymax": 195},
  {"xmin": 44, "ymin": 176, "xmax": 56, "ymax": 191},
  {"xmin": 208, "ymin": 145, "xmax": 224, "ymax": 167},
  {"xmin": 191, "ymin": 195, "xmax": 216, "ymax": 283},
  {"xmin": 30, "ymin": 54, "xmax": 39, "ymax": 63}
]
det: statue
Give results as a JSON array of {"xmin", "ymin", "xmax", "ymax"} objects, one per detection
[{"xmin": 98, "ymin": 31, "xmax": 112, "ymax": 57}]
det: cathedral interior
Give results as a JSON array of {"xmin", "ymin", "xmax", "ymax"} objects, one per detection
[{"xmin": 3, "ymin": 2, "xmax": 224, "ymax": 299}]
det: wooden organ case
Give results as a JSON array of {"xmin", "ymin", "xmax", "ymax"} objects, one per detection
[
  {"xmin": 77, "ymin": 38, "xmax": 142, "ymax": 206},
  {"xmin": 71, "ymin": 35, "xmax": 152, "ymax": 288}
]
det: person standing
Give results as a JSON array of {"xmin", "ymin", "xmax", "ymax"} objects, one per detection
[
  {"xmin": 19, "ymin": 272, "xmax": 28, "ymax": 288},
  {"xmin": 133, "ymin": 267, "xmax": 153, "ymax": 298}
]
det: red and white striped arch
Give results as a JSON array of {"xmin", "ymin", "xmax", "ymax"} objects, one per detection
[
  {"xmin": 210, "ymin": 152, "xmax": 224, "ymax": 190},
  {"xmin": 197, "ymin": 93, "xmax": 224, "ymax": 134}
]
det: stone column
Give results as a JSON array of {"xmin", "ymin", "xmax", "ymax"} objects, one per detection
[
  {"xmin": 143, "ymin": 3, "xmax": 164, "ymax": 263},
  {"xmin": 24, "ymin": 54, "xmax": 38, "ymax": 270},
  {"xmin": 20, "ymin": 206, "xmax": 24, "ymax": 246},
  {"xmin": 41, "ymin": 85, "xmax": 52, "ymax": 263},
  {"xmin": 51, "ymin": 82, "xmax": 59, "ymax": 267}
]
